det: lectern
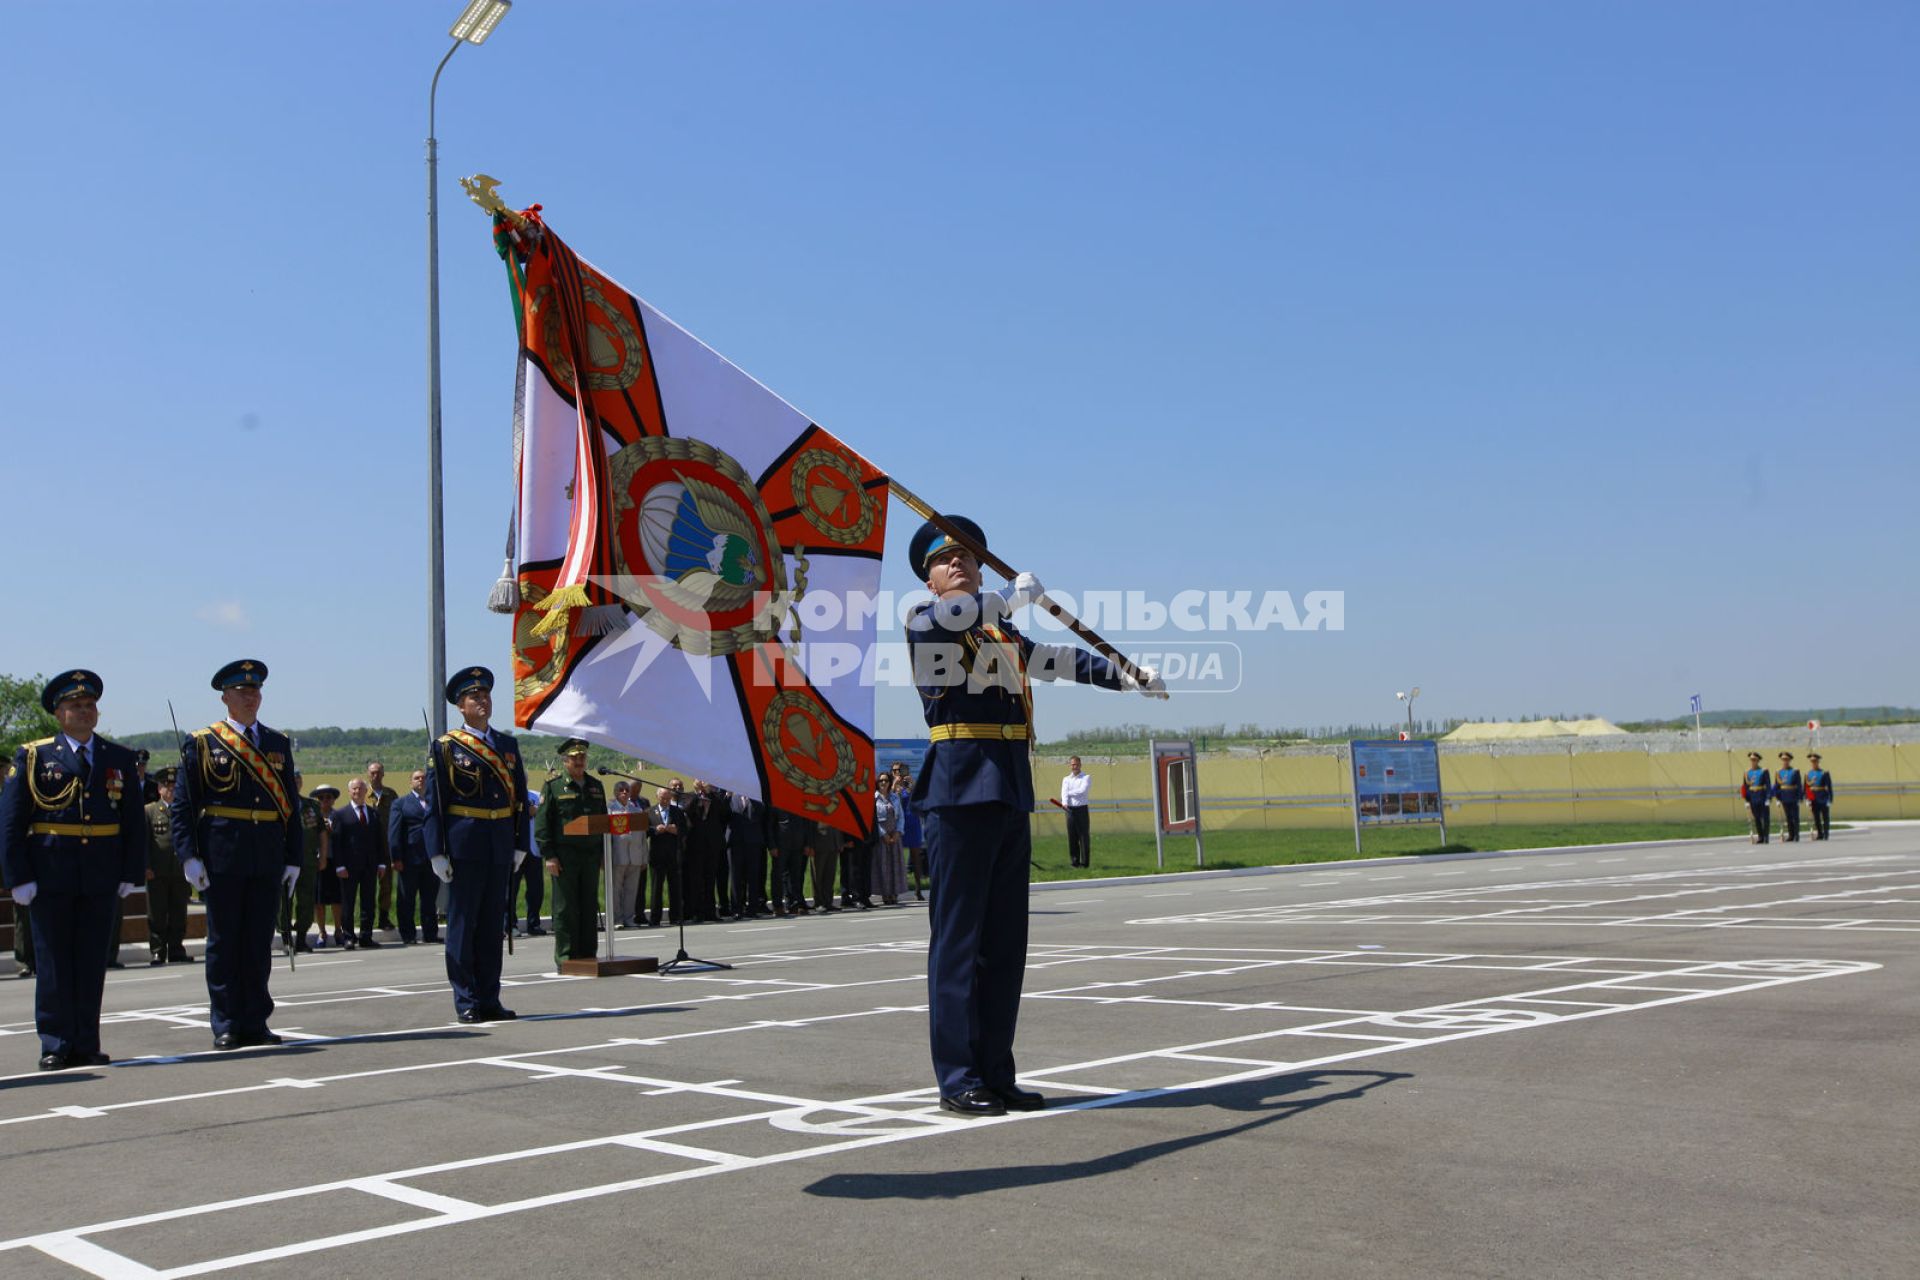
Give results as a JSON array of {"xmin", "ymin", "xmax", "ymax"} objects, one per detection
[{"xmin": 559, "ymin": 812, "xmax": 658, "ymax": 975}]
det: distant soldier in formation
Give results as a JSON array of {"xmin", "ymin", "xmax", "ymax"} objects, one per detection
[
  {"xmin": 1739, "ymin": 751, "xmax": 1772, "ymax": 844},
  {"xmin": 146, "ymin": 766, "xmax": 193, "ymax": 965},
  {"xmin": 0, "ymin": 671, "xmax": 145, "ymax": 1069},
  {"xmin": 535, "ymin": 738, "xmax": 606, "ymax": 969},
  {"xmin": 425, "ymin": 666, "xmax": 530, "ymax": 1023},
  {"xmin": 282, "ymin": 774, "xmax": 321, "ymax": 954},
  {"xmin": 171, "ymin": 659, "xmax": 302, "ymax": 1050},
  {"xmin": 1805, "ymin": 753, "xmax": 1834, "ymax": 841},
  {"xmin": 1772, "ymin": 751, "xmax": 1804, "ymax": 842}
]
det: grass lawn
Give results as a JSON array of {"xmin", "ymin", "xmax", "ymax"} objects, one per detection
[{"xmin": 1027, "ymin": 821, "xmax": 1758, "ymax": 882}]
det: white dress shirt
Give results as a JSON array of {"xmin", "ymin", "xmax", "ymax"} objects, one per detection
[{"xmin": 1061, "ymin": 771, "xmax": 1090, "ymax": 808}]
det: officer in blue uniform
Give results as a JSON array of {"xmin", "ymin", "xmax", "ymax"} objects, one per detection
[
  {"xmin": 424, "ymin": 666, "xmax": 530, "ymax": 1023},
  {"xmin": 1739, "ymin": 752, "xmax": 1772, "ymax": 844},
  {"xmin": 1805, "ymin": 753, "xmax": 1834, "ymax": 840},
  {"xmin": 172, "ymin": 659, "xmax": 303, "ymax": 1050},
  {"xmin": 1773, "ymin": 751, "xmax": 1804, "ymax": 842},
  {"xmin": 0, "ymin": 671, "xmax": 145, "ymax": 1070},
  {"xmin": 905, "ymin": 516, "xmax": 1165, "ymax": 1116}
]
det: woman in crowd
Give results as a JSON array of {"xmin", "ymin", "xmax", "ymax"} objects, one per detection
[
  {"xmin": 870, "ymin": 773, "xmax": 906, "ymax": 906},
  {"xmin": 897, "ymin": 770, "xmax": 925, "ymax": 902}
]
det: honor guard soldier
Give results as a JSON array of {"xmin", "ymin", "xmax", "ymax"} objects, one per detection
[
  {"xmin": 0, "ymin": 671, "xmax": 146, "ymax": 1069},
  {"xmin": 1806, "ymin": 753, "xmax": 1834, "ymax": 840},
  {"xmin": 171, "ymin": 659, "xmax": 303, "ymax": 1050},
  {"xmin": 533, "ymin": 739, "xmax": 607, "ymax": 969},
  {"xmin": 424, "ymin": 667, "xmax": 530, "ymax": 1023},
  {"xmin": 145, "ymin": 766, "xmax": 192, "ymax": 965},
  {"xmin": 1773, "ymin": 751, "xmax": 1804, "ymax": 842},
  {"xmin": 905, "ymin": 517, "xmax": 1165, "ymax": 1116},
  {"xmin": 1739, "ymin": 752, "xmax": 1773, "ymax": 844}
]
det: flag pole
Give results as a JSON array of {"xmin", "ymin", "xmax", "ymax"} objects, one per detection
[{"xmin": 885, "ymin": 477, "xmax": 1160, "ymax": 690}]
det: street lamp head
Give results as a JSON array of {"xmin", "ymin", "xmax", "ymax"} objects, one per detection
[
  {"xmin": 1395, "ymin": 691, "xmax": 1407, "ymax": 701},
  {"xmin": 1410, "ymin": 686, "xmax": 1421, "ymax": 699},
  {"xmin": 450, "ymin": 0, "xmax": 511, "ymax": 44}
]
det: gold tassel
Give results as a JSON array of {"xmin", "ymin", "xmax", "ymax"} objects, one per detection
[{"xmin": 529, "ymin": 582, "xmax": 591, "ymax": 636}]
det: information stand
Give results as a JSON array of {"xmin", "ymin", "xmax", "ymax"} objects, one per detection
[{"xmin": 561, "ymin": 812, "xmax": 658, "ymax": 975}]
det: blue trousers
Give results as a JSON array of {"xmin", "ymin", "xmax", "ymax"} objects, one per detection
[
  {"xmin": 203, "ymin": 872, "xmax": 281, "ymax": 1038},
  {"xmin": 925, "ymin": 803, "xmax": 1031, "ymax": 1096},
  {"xmin": 446, "ymin": 857, "xmax": 511, "ymax": 1016},
  {"xmin": 397, "ymin": 862, "xmax": 440, "ymax": 942},
  {"xmin": 29, "ymin": 891, "xmax": 116, "ymax": 1058}
]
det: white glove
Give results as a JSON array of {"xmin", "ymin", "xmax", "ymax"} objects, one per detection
[
  {"xmin": 182, "ymin": 858, "xmax": 211, "ymax": 891},
  {"xmin": 1001, "ymin": 571, "xmax": 1044, "ymax": 612},
  {"xmin": 117, "ymin": 882, "xmax": 136, "ymax": 899},
  {"xmin": 281, "ymin": 865, "xmax": 300, "ymax": 892},
  {"xmin": 513, "ymin": 848, "xmax": 529, "ymax": 870},
  {"xmin": 432, "ymin": 854, "xmax": 453, "ymax": 883},
  {"xmin": 11, "ymin": 882, "xmax": 37, "ymax": 907},
  {"xmin": 1126, "ymin": 664, "xmax": 1170, "ymax": 700}
]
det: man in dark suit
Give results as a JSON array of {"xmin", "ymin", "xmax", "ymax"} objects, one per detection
[
  {"xmin": 171, "ymin": 659, "xmax": 303, "ymax": 1051},
  {"xmin": 0, "ymin": 670, "xmax": 145, "ymax": 1070},
  {"xmin": 387, "ymin": 768, "xmax": 439, "ymax": 944},
  {"xmin": 644, "ymin": 787, "xmax": 686, "ymax": 927},
  {"xmin": 726, "ymin": 792, "xmax": 771, "ymax": 918},
  {"xmin": 904, "ymin": 516, "xmax": 1162, "ymax": 1116},
  {"xmin": 424, "ymin": 666, "xmax": 530, "ymax": 1023},
  {"xmin": 770, "ymin": 809, "xmax": 813, "ymax": 917},
  {"xmin": 330, "ymin": 778, "xmax": 387, "ymax": 949}
]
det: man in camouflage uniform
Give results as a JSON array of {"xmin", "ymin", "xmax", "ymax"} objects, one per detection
[
  {"xmin": 145, "ymin": 767, "xmax": 192, "ymax": 965},
  {"xmin": 282, "ymin": 772, "xmax": 323, "ymax": 953},
  {"xmin": 533, "ymin": 739, "xmax": 606, "ymax": 969}
]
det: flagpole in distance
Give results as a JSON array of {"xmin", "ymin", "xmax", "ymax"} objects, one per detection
[
  {"xmin": 426, "ymin": 0, "xmax": 513, "ymax": 740},
  {"xmin": 885, "ymin": 478, "xmax": 1162, "ymax": 690}
]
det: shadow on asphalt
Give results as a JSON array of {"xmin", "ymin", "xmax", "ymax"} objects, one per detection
[{"xmin": 803, "ymin": 1068, "xmax": 1409, "ymax": 1200}]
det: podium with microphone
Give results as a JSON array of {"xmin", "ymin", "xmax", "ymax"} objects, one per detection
[{"xmin": 558, "ymin": 806, "xmax": 658, "ymax": 977}]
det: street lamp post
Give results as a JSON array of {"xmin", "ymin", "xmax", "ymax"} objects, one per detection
[
  {"xmin": 426, "ymin": 0, "xmax": 512, "ymax": 738},
  {"xmin": 1395, "ymin": 686, "xmax": 1421, "ymax": 739}
]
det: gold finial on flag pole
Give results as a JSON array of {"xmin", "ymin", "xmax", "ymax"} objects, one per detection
[{"xmin": 460, "ymin": 173, "xmax": 531, "ymax": 228}]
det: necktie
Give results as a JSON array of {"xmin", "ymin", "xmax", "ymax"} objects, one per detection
[{"xmin": 77, "ymin": 743, "xmax": 90, "ymax": 779}]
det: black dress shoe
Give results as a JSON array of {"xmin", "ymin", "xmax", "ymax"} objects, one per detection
[
  {"xmin": 939, "ymin": 1088, "xmax": 1006, "ymax": 1117},
  {"xmin": 18, "ymin": 967, "xmax": 34, "ymax": 978},
  {"xmin": 169, "ymin": 950, "xmax": 193, "ymax": 963},
  {"xmin": 358, "ymin": 937, "xmax": 383, "ymax": 949},
  {"xmin": 38, "ymin": 1052, "xmax": 67, "ymax": 1071},
  {"xmin": 244, "ymin": 1030, "xmax": 284, "ymax": 1046},
  {"xmin": 294, "ymin": 940, "xmax": 313, "ymax": 953},
  {"xmin": 105, "ymin": 961, "xmax": 126, "ymax": 970},
  {"xmin": 81, "ymin": 1051, "xmax": 111, "ymax": 1066},
  {"xmin": 149, "ymin": 956, "xmax": 167, "ymax": 966},
  {"xmin": 990, "ymin": 1085, "xmax": 1046, "ymax": 1111},
  {"xmin": 479, "ymin": 1005, "xmax": 517, "ymax": 1021},
  {"xmin": 457, "ymin": 1009, "xmax": 481, "ymax": 1024},
  {"xmin": 214, "ymin": 1033, "xmax": 242, "ymax": 1050}
]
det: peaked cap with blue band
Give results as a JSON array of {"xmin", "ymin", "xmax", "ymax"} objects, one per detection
[
  {"xmin": 211, "ymin": 659, "xmax": 269, "ymax": 691},
  {"xmin": 446, "ymin": 665, "xmax": 495, "ymax": 705},
  {"xmin": 41, "ymin": 669, "xmax": 103, "ymax": 712},
  {"xmin": 908, "ymin": 514, "xmax": 987, "ymax": 581}
]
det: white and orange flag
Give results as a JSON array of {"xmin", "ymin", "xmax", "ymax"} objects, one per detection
[{"xmin": 496, "ymin": 211, "xmax": 888, "ymax": 837}]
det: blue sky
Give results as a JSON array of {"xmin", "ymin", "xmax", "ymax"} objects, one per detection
[{"xmin": 4, "ymin": 0, "xmax": 1915, "ymax": 740}]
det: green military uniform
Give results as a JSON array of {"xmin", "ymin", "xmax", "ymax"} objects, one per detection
[
  {"xmin": 145, "ymin": 780, "xmax": 191, "ymax": 964},
  {"xmin": 282, "ymin": 793, "xmax": 323, "ymax": 945},
  {"xmin": 533, "ymin": 742, "xmax": 606, "ymax": 968}
]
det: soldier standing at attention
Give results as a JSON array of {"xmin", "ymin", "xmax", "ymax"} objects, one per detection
[
  {"xmin": 425, "ymin": 667, "xmax": 530, "ymax": 1023},
  {"xmin": 0, "ymin": 671, "xmax": 145, "ymax": 1069},
  {"xmin": 1773, "ymin": 751, "xmax": 1805, "ymax": 843},
  {"xmin": 282, "ymin": 773, "xmax": 322, "ymax": 954},
  {"xmin": 365, "ymin": 761, "xmax": 399, "ymax": 931},
  {"xmin": 1806, "ymin": 753, "xmax": 1834, "ymax": 840},
  {"xmin": 1739, "ymin": 752, "xmax": 1773, "ymax": 844},
  {"xmin": 171, "ymin": 660, "xmax": 303, "ymax": 1050},
  {"xmin": 145, "ymin": 766, "xmax": 192, "ymax": 965},
  {"xmin": 535, "ymin": 738, "xmax": 607, "ymax": 969},
  {"xmin": 905, "ymin": 516, "xmax": 1164, "ymax": 1116}
]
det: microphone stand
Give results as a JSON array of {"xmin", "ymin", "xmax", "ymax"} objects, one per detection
[{"xmin": 601, "ymin": 769, "xmax": 730, "ymax": 974}]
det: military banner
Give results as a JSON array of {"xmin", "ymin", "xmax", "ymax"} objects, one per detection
[{"xmin": 497, "ymin": 210, "xmax": 888, "ymax": 837}]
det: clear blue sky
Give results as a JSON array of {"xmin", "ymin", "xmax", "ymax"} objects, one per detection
[{"xmin": 5, "ymin": 1, "xmax": 1915, "ymax": 740}]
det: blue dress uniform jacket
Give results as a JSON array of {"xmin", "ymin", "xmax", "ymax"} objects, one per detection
[
  {"xmin": 0, "ymin": 736, "xmax": 145, "ymax": 1060},
  {"xmin": 905, "ymin": 592, "xmax": 1126, "ymax": 1099},
  {"xmin": 388, "ymin": 792, "xmax": 431, "ymax": 866},
  {"xmin": 170, "ymin": 722, "xmax": 300, "ymax": 1041},
  {"xmin": 424, "ymin": 727, "xmax": 530, "ymax": 1016}
]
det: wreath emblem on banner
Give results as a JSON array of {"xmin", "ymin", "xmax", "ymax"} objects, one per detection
[
  {"xmin": 762, "ymin": 690, "xmax": 857, "ymax": 805},
  {"xmin": 608, "ymin": 436, "xmax": 795, "ymax": 656},
  {"xmin": 789, "ymin": 446, "xmax": 876, "ymax": 546},
  {"xmin": 530, "ymin": 278, "xmax": 647, "ymax": 392}
]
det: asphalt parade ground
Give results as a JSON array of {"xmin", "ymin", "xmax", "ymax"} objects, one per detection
[{"xmin": 2, "ymin": 828, "xmax": 1915, "ymax": 1279}]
